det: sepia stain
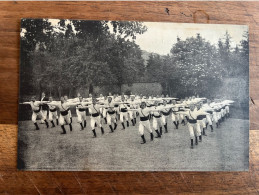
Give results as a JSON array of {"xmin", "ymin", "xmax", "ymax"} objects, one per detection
[
  {"xmin": 193, "ymin": 10, "xmax": 210, "ymax": 23},
  {"xmin": 165, "ymin": 8, "xmax": 170, "ymax": 15},
  {"xmin": 250, "ymin": 97, "xmax": 255, "ymax": 105},
  {"xmin": 180, "ymin": 12, "xmax": 192, "ymax": 17}
]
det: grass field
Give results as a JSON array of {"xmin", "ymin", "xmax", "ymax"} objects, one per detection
[{"xmin": 17, "ymin": 116, "xmax": 249, "ymax": 171}]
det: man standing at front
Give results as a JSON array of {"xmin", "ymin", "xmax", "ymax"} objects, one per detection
[{"xmin": 40, "ymin": 92, "xmax": 49, "ymax": 124}]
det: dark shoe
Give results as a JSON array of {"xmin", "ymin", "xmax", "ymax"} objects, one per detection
[
  {"xmin": 195, "ymin": 136, "xmax": 198, "ymax": 145},
  {"xmin": 84, "ymin": 120, "xmax": 87, "ymax": 128},
  {"xmin": 173, "ymin": 121, "xmax": 178, "ymax": 129},
  {"xmin": 69, "ymin": 124, "xmax": 73, "ymax": 131},
  {"xmin": 210, "ymin": 125, "xmax": 214, "ymax": 132},
  {"xmin": 92, "ymin": 129, "xmax": 97, "ymax": 138},
  {"xmin": 191, "ymin": 139, "xmax": 194, "ymax": 149},
  {"xmin": 45, "ymin": 120, "xmax": 49, "ymax": 128},
  {"xmin": 160, "ymin": 127, "xmax": 163, "ymax": 135},
  {"xmin": 61, "ymin": 125, "xmax": 66, "ymax": 134},
  {"xmin": 131, "ymin": 119, "xmax": 135, "ymax": 126},
  {"xmin": 155, "ymin": 130, "xmax": 161, "ymax": 138},
  {"xmin": 109, "ymin": 125, "xmax": 114, "ymax": 133},
  {"xmin": 141, "ymin": 135, "xmax": 146, "ymax": 144},
  {"xmin": 56, "ymin": 119, "xmax": 59, "ymax": 126},
  {"xmin": 164, "ymin": 124, "xmax": 168, "ymax": 133},
  {"xmin": 80, "ymin": 123, "xmax": 84, "ymax": 130},
  {"xmin": 127, "ymin": 121, "xmax": 129, "ymax": 127},
  {"xmin": 101, "ymin": 127, "xmax": 104, "ymax": 134},
  {"xmin": 34, "ymin": 122, "xmax": 40, "ymax": 130},
  {"xmin": 203, "ymin": 128, "xmax": 207, "ymax": 136},
  {"xmin": 150, "ymin": 133, "xmax": 154, "ymax": 141},
  {"xmin": 114, "ymin": 123, "xmax": 117, "ymax": 130},
  {"xmin": 51, "ymin": 121, "xmax": 55, "ymax": 128},
  {"xmin": 121, "ymin": 122, "xmax": 125, "ymax": 130}
]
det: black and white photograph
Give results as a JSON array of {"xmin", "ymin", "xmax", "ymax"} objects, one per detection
[{"xmin": 18, "ymin": 19, "xmax": 249, "ymax": 171}]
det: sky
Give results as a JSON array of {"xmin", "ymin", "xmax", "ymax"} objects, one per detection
[{"xmin": 134, "ymin": 22, "xmax": 248, "ymax": 55}]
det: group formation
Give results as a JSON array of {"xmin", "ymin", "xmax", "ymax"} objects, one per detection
[{"xmin": 20, "ymin": 92, "xmax": 234, "ymax": 148}]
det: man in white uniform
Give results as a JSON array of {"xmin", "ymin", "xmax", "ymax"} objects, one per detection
[
  {"xmin": 81, "ymin": 97, "xmax": 105, "ymax": 137},
  {"xmin": 160, "ymin": 100, "xmax": 171, "ymax": 134},
  {"xmin": 128, "ymin": 102, "xmax": 154, "ymax": 144},
  {"xmin": 152, "ymin": 101, "xmax": 162, "ymax": 138},
  {"xmin": 76, "ymin": 96, "xmax": 87, "ymax": 130},
  {"xmin": 171, "ymin": 100, "xmax": 180, "ymax": 129},
  {"xmin": 21, "ymin": 96, "xmax": 49, "ymax": 130},
  {"xmin": 47, "ymin": 97, "xmax": 79, "ymax": 134},
  {"xmin": 202, "ymin": 99, "xmax": 214, "ymax": 132},
  {"xmin": 117, "ymin": 96, "xmax": 130, "ymax": 130},
  {"xmin": 178, "ymin": 104, "xmax": 210, "ymax": 149},
  {"xmin": 196, "ymin": 102, "xmax": 207, "ymax": 136},
  {"xmin": 40, "ymin": 92, "xmax": 49, "ymax": 124},
  {"xmin": 128, "ymin": 95, "xmax": 138, "ymax": 126},
  {"xmin": 64, "ymin": 95, "xmax": 73, "ymax": 124},
  {"xmin": 48, "ymin": 96, "xmax": 59, "ymax": 128},
  {"xmin": 105, "ymin": 96, "xmax": 117, "ymax": 133}
]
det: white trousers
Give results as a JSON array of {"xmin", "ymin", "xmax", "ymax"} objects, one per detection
[
  {"xmin": 187, "ymin": 122, "xmax": 201, "ymax": 139},
  {"xmin": 49, "ymin": 111, "xmax": 58, "ymax": 121},
  {"xmin": 171, "ymin": 113, "xmax": 180, "ymax": 122},
  {"xmin": 128, "ymin": 111, "xmax": 136, "ymax": 119},
  {"xmin": 32, "ymin": 111, "xmax": 45, "ymax": 123},
  {"xmin": 120, "ymin": 112, "xmax": 128, "ymax": 122},
  {"xmin": 68, "ymin": 110, "xmax": 72, "ymax": 118},
  {"xmin": 77, "ymin": 111, "xmax": 86, "ymax": 123},
  {"xmin": 107, "ymin": 113, "xmax": 116, "ymax": 125},
  {"xmin": 161, "ymin": 115, "xmax": 169, "ymax": 125},
  {"xmin": 102, "ymin": 108, "xmax": 107, "ymax": 118},
  {"xmin": 213, "ymin": 112, "xmax": 220, "ymax": 123},
  {"xmin": 59, "ymin": 114, "xmax": 70, "ymax": 126},
  {"xmin": 40, "ymin": 110, "xmax": 48, "ymax": 122},
  {"xmin": 90, "ymin": 116, "xmax": 102, "ymax": 129},
  {"xmin": 206, "ymin": 114, "xmax": 212, "ymax": 125},
  {"xmin": 197, "ymin": 119, "xmax": 205, "ymax": 134},
  {"xmin": 153, "ymin": 117, "xmax": 162, "ymax": 130},
  {"xmin": 226, "ymin": 106, "xmax": 229, "ymax": 113},
  {"xmin": 139, "ymin": 120, "xmax": 152, "ymax": 135}
]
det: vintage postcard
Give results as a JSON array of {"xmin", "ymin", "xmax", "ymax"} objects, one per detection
[{"xmin": 18, "ymin": 19, "xmax": 249, "ymax": 171}]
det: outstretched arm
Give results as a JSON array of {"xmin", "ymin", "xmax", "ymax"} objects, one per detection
[
  {"xmin": 177, "ymin": 111, "xmax": 189, "ymax": 116},
  {"xmin": 67, "ymin": 102, "xmax": 81, "ymax": 107},
  {"xmin": 47, "ymin": 102, "xmax": 59, "ymax": 106},
  {"xmin": 39, "ymin": 101, "xmax": 50, "ymax": 105},
  {"xmin": 127, "ymin": 108, "xmax": 140, "ymax": 112},
  {"xmin": 20, "ymin": 102, "xmax": 31, "ymax": 104}
]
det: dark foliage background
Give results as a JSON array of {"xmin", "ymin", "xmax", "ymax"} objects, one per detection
[{"xmin": 19, "ymin": 19, "xmax": 249, "ymax": 119}]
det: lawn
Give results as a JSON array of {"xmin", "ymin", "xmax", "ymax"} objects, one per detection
[{"xmin": 17, "ymin": 116, "xmax": 249, "ymax": 171}]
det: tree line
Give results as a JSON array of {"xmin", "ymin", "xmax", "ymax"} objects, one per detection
[
  {"xmin": 146, "ymin": 31, "xmax": 248, "ymax": 98},
  {"xmin": 20, "ymin": 19, "xmax": 248, "ymax": 100}
]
